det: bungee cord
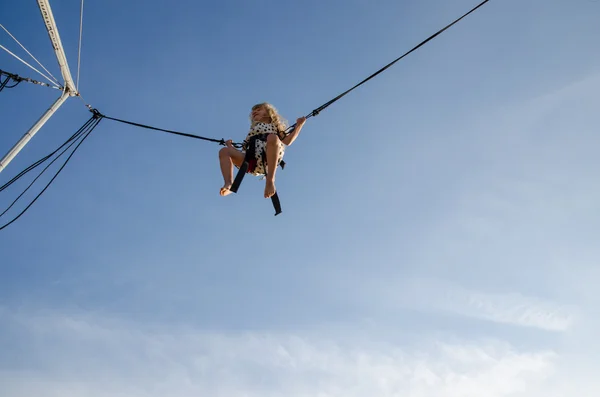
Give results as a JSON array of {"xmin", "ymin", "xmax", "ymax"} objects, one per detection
[
  {"xmin": 96, "ymin": 0, "xmax": 491, "ymax": 145},
  {"xmin": 99, "ymin": 113, "xmax": 233, "ymax": 146},
  {"xmin": 0, "ymin": 116, "xmax": 98, "ymax": 194},
  {"xmin": 1, "ymin": 0, "xmax": 492, "ymax": 228},
  {"xmin": 302, "ymin": 0, "xmax": 491, "ymax": 122},
  {"xmin": 0, "ymin": 114, "xmax": 101, "ymax": 231},
  {"xmin": 0, "ymin": 69, "xmax": 21, "ymax": 91},
  {"xmin": 0, "ymin": 69, "xmax": 62, "ymax": 91}
]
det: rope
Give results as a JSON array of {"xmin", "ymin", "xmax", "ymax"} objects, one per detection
[
  {"xmin": 0, "ymin": 44, "xmax": 62, "ymax": 89},
  {"xmin": 0, "ymin": 23, "xmax": 61, "ymax": 86},
  {"xmin": 0, "ymin": 1, "xmax": 491, "ymax": 229},
  {"xmin": 288, "ymin": 0, "xmax": 491, "ymax": 133},
  {"xmin": 98, "ymin": 113, "xmax": 241, "ymax": 147},
  {"xmin": 0, "ymin": 116, "xmax": 97, "ymax": 193},
  {"xmin": 0, "ymin": 69, "xmax": 62, "ymax": 91},
  {"xmin": 1, "ymin": 71, "xmax": 20, "ymax": 91},
  {"xmin": 0, "ymin": 114, "xmax": 101, "ymax": 231},
  {"xmin": 76, "ymin": 0, "xmax": 85, "ymax": 91},
  {"xmin": 88, "ymin": 0, "xmax": 491, "ymax": 146}
]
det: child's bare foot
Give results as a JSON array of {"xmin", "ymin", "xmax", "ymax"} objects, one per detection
[
  {"xmin": 264, "ymin": 180, "xmax": 276, "ymax": 198},
  {"xmin": 220, "ymin": 184, "xmax": 233, "ymax": 196}
]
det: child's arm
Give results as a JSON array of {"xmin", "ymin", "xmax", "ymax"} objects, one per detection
[{"xmin": 281, "ymin": 117, "xmax": 306, "ymax": 146}]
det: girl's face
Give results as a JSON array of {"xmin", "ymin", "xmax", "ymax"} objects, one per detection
[{"xmin": 251, "ymin": 106, "xmax": 270, "ymax": 122}]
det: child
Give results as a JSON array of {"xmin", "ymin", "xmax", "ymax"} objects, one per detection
[{"xmin": 218, "ymin": 103, "xmax": 306, "ymax": 199}]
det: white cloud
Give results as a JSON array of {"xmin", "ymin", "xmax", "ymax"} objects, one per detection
[
  {"xmin": 359, "ymin": 277, "xmax": 580, "ymax": 331},
  {"xmin": 0, "ymin": 308, "xmax": 558, "ymax": 397},
  {"xmin": 381, "ymin": 278, "xmax": 578, "ymax": 331}
]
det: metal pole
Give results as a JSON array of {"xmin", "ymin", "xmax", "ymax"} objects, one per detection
[
  {"xmin": 37, "ymin": 0, "xmax": 76, "ymax": 94},
  {"xmin": 0, "ymin": 0, "xmax": 79, "ymax": 174},
  {"xmin": 0, "ymin": 91, "xmax": 69, "ymax": 173}
]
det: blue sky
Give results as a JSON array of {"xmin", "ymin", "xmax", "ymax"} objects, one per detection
[{"xmin": 1, "ymin": 0, "xmax": 599, "ymax": 395}]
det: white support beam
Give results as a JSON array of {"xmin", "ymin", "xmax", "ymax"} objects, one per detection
[
  {"xmin": 0, "ymin": 91, "xmax": 70, "ymax": 173},
  {"xmin": 0, "ymin": 1, "xmax": 78, "ymax": 174},
  {"xmin": 37, "ymin": 0, "xmax": 77, "ymax": 95}
]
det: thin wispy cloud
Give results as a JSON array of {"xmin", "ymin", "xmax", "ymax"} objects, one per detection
[
  {"xmin": 374, "ymin": 278, "xmax": 576, "ymax": 332},
  {"xmin": 0, "ymin": 308, "xmax": 557, "ymax": 397},
  {"xmin": 429, "ymin": 283, "xmax": 575, "ymax": 331}
]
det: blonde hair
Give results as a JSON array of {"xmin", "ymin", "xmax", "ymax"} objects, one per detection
[{"xmin": 250, "ymin": 102, "xmax": 288, "ymax": 134}]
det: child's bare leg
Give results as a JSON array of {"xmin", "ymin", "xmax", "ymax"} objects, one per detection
[
  {"xmin": 264, "ymin": 134, "xmax": 281, "ymax": 198},
  {"xmin": 219, "ymin": 147, "xmax": 244, "ymax": 196}
]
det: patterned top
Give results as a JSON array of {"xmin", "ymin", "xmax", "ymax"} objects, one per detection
[
  {"xmin": 243, "ymin": 122, "xmax": 285, "ymax": 151},
  {"xmin": 240, "ymin": 122, "xmax": 286, "ymax": 176}
]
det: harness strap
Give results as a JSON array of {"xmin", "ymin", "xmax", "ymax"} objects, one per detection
[
  {"xmin": 229, "ymin": 135, "xmax": 283, "ymax": 216},
  {"xmin": 271, "ymin": 192, "xmax": 282, "ymax": 216}
]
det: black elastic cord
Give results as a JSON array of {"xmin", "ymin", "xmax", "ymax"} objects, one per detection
[
  {"xmin": 0, "ymin": 71, "xmax": 20, "ymax": 91},
  {"xmin": 91, "ymin": 1, "xmax": 491, "ymax": 144},
  {"xmin": 0, "ymin": 116, "xmax": 96, "ymax": 193},
  {"xmin": 0, "ymin": 115, "xmax": 101, "ymax": 231},
  {"xmin": 99, "ymin": 113, "xmax": 243, "ymax": 148},
  {"xmin": 0, "ymin": 69, "xmax": 61, "ymax": 91},
  {"xmin": 0, "ymin": 116, "xmax": 98, "ymax": 218},
  {"xmin": 294, "ymin": 0, "xmax": 491, "ymax": 129}
]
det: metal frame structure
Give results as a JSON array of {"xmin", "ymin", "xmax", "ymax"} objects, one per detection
[{"xmin": 0, "ymin": 0, "xmax": 77, "ymax": 173}]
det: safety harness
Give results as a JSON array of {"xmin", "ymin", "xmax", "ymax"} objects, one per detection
[{"xmin": 229, "ymin": 134, "xmax": 284, "ymax": 216}]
